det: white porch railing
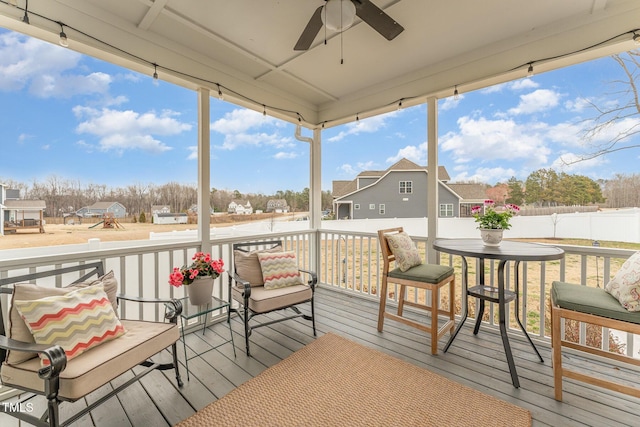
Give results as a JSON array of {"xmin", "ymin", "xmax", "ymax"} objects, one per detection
[{"xmin": 0, "ymin": 230, "xmax": 636, "ymax": 357}]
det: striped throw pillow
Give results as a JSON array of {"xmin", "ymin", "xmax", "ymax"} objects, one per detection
[
  {"xmin": 257, "ymin": 251, "xmax": 303, "ymax": 290},
  {"xmin": 14, "ymin": 284, "xmax": 126, "ymax": 366}
]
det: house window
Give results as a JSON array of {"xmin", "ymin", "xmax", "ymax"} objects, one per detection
[
  {"xmin": 399, "ymin": 181, "xmax": 413, "ymax": 194},
  {"xmin": 354, "ymin": 204, "xmax": 360, "ymax": 210},
  {"xmin": 369, "ymin": 204, "xmax": 375, "ymax": 210},
  {"xmin": 439, "ymin": 203, "xmax": 454, "ymax": 217},
  {"xmin": 379, "ymin": 204, "xmax": 386, "ymax": 215}
]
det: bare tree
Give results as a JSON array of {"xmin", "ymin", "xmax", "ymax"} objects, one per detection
[{"xmin": 568, "ymin": 50, "xmax": 640, "ymax": 162}]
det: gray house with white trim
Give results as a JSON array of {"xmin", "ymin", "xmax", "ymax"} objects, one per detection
[{"xmin": 332, "ymin": 159, "xmax": 461, "ymax": 220}]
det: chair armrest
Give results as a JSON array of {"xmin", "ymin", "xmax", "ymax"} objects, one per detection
[
  {"xmin": 117, "ymin": 294, "xmax": 183, "ymax": 320},
  {"xmin": 230, "ymin": 272, "xmax": 251, "ymax": 298},
  {"xmin": 298, "ymin": 269, "xmax": 318, "ymax": 288},
  {"xmin": 0, "ymin": 335, "xmax": 67, "ymax": 379}
]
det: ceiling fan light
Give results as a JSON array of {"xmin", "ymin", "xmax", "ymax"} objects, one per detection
[{"xmin": 321, "ymin": 0, "xmax": 356, "ymax": 32}]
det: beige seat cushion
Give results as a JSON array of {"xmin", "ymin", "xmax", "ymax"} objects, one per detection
[
  {"xmin": 1, "ymin": 320, "xmax": 178, "ymax": 401},
  {"xmin": 231, "ymin": 284, "xmax": 312, "ymax": 314}
]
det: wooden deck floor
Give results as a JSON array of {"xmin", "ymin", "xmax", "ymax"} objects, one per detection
[{"xmin": 3, "ymin": 286, "xmax": 640, "ymax": 426}]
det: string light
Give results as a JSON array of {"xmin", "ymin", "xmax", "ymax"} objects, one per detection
[
  {"xmin": 453, "ymin": 86, "xmax": 459, "ymax": 100},
  {"xmin": 58, "ymin": 22, "xmax": 68, "ymax": 47},
  {"xmin": 262, "ymin": 105, "xmax": 266, "ymax": 116},
  {"xmin": 7, "ymin": 5, "xmax": 638, "ymax": 129},
  {"xmin": 21, "ymin": 0, "xmax": 29, "ymax": 24},
  {"xmin": 397, "ymin": 100, "xmax": 403, "ymax": 110},
  {"xmin": 152, "ymin": 63, "xmax": 158, "ymax": 79}
]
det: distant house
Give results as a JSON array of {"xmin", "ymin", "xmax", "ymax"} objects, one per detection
[
  {"xmin": 1, "ymin": 184, "xmax": 46, "ymax": 234},
  {"xmin": 228, "ymin": 200, "xmax": 253, "ymax": 215},
  {"xmin": 266, "ymin": 199, "xmax": 289, "ymax": 213},
  {"xmin": 332, "ymin": 158, "xmax": 460, "ymax": 220},
  {"xmin": 151, "ymin": 205, "xmax": 171, "ymax": 215},
  {"xmin": 76, "ymin": 201, "xmax": 127, "ymax": 218},
  {"xmin": 153, "ymin": 212, "xmax": 188, "ymax": 224},
  {"xmin": 446, "ymin": 183, "xmax": 489, "ymax": 217}
]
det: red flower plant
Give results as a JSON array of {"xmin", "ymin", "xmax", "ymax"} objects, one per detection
[{"xmin": 169, "ymin": 252, "xmax": 224, "ymax": 287}]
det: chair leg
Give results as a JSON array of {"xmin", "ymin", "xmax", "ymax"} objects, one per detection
[
  {"xmin": 551, "ymin": 305, "xmax": 563, "ymax": 401},
  {"xmin": 311, "ymin": 296, "xmax": 317, "ymax": 336},
  {"xmin": 171, "ymin": 341, "xmax": 184, "ymax": 387},
  {"xmin": 44, "ymin": 377, "xmax": 60, "ymax": 427},
  {"xmin": 243, "ymin": 305, "xmax": 251, "ymax": 356},
  {"xmin": 430, "ymin": 284, "xmax": 439, "ymax": 355},
  {"xmin": 378, "ymin": 276, "xmax": 389, "ymax": 331},
  {"xmin": 398, "ymin": 285, "xmax": 406, "ymax": 317}
]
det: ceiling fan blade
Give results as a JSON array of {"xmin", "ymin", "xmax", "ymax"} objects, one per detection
[
  {"xmin": 353, "ymin": 0, "xmax": 404, "ymax": 41},
  {"xmin": 294, "ymin": 6, "xmax": 324, "ymax": 51}
]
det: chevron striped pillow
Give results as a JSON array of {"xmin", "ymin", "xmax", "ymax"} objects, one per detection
[
  {"xmin": 257, "ymin": 251, "xmax": 303, "ymax": 290},
  {"xmin": 14, "ymin": 284, "xmax": 126, "ymax": 366}
]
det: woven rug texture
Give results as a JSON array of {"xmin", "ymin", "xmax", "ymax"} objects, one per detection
[{"xmin": 175, "ymin": 333, "xmax": 531, "ymax": 427}]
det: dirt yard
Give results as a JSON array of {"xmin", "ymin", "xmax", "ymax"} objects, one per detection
[{"xmin": 0, "ymin": 213, "xmax": 296, "ymax": 250}]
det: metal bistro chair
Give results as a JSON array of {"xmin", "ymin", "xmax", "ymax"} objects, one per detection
[
  {"xmin": 377, "ymin": 227, "xmax": 455, "ymax": 354},
  {"xmin": 228, "ymin": 240, "xmax": 317, "ymax": 356}
]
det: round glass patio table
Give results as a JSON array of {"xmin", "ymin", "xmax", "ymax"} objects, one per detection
[{"xmin": 433, "ymin": 238, "xmax": 564, "ymax": 388}]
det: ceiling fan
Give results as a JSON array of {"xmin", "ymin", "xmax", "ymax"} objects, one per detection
[{"xmin": 294, "ymin": 0, "xmax": 404, "ymax": 51}]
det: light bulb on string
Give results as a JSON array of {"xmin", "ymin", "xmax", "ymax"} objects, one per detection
[{"xmin": 58, "ymin": 23, "xmax": 68, "ymax": 47}]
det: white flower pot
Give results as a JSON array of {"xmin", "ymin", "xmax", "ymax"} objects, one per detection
[
  {"xmin": 480, "ymin": 228, "xmax": 504, "ymax": 247},
  {"xmin": 187, "ymin": 277, "xmax": 214, "ymax": 305}
]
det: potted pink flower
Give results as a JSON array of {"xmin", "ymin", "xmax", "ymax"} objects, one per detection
[
  {"xmin": 471, "ymin": 200, "xmax": 520, "ymax": 246},
  {"xmin": 169, "ymin": 252, "xmax": 224, "ymax": 305}
]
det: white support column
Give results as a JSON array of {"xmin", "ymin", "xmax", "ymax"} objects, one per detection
[
  {"xmin": 197, "ymin": 87, "xmax": 211, "ymax": 253},
  {"xmin": 310, "ymin": 128, "xmax": 322, "ymax": 273},
  {"xmin": 426, "ymin": 97, "xmax": 438, "ymax": 264}
]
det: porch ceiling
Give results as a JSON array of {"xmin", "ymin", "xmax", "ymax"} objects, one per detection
[{"xmin": 1, "ymin": 0, "xmax": 639, "ymax": 128}]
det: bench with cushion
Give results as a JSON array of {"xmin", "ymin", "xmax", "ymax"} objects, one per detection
[
  {"xmin": 551, "ymin": 251, "xmax": 640, "ymax": 401},
  {"xmin": 0, "ymin": 262, "xmax": 183, "ymax": 427}
]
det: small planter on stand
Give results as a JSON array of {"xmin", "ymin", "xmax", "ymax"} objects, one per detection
[
  {"xmin": 187, "ymin": 277, "xmax": 214, "ymax": 305},
  {"xmin": 480, "ymin": 228, "xmax": 504, "ymax": 247}
]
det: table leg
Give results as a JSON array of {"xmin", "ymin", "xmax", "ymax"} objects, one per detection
[
  {"xmin": 513, "ymin": 261, "xmax": 544, "ymax": 362},
  {"xmin": 444, "ymin": 256, "xmax": 469, "ymax": 352},
  {"xmin": 498, "ymin": 260, "xmax": 520, "ymax": 388},
  {"xmin": 227, "ymin": 305, "xmax": 237, "ymax": 357},
  {"xmin": 180, "ymin": 317, "xmax": 190, "ymax": 381}
]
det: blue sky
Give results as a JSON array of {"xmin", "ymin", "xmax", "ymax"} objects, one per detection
[{"xmin": 1, "ymin": 27, "xmax": 639, "ymax": 195}]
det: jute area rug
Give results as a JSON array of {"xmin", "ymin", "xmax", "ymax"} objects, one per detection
[{"xmin": 176, "ymin": 333, "xmax": 531, "ymax": 427}]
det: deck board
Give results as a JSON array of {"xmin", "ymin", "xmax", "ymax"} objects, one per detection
[{"xmin": 2, "ymin": 286, "xmax": 640, "ymax": 426}]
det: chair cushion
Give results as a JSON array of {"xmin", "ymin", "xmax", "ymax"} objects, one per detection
[
  {"xmin": 1, "ymin": 319, "xmax": 178, "ymax": 401},
  {"xmin": 257, "ymin": 251, "xmax": 303, "ymax": 290},
  {"xmin": 604, "ymin": 251, "xmax": 640, "ymax": 311},
  {"xmin": 234, "ymin": 244, "xmax": 282, "ymax": 287},
  {"xmin": 13, "ymin": 284, "xmax": 126, "ymax": 366},
  {"xmin": 7, "ymin": 271, "xmax": 119, "ymax": 365},
  {"xmin": 385, "ymin": 231, "xmax": 422, "ymax": 272},
  {"xmin": 231, "ymin": 284, "xmax": 312, "ymax": 314},
  {"xmin": 388, "ymin": 263, "xmax": 454, "ymax": 284},
  {"xmin": 552, "ymin": 281, "xmax": 640, "ymax": 325}
]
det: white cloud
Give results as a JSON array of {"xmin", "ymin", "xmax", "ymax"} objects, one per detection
[
  {"xmin": 440, "ymin": 116, "xmax": 551, "ymax": 166},
  {"xmin": 451, "ymin": 166, "xmax": 517, "ymax": 183},
  {"xmin": 327, "ymin": 112, "xmax": 398, "ymax": 142},
  {"xmin": 508, "ymin": 79, "xmax": 539, "ymax": 91},
  {"xmin": 508, "ymin": 89, "xmax": 560, "ymax": 115},
  {"xmin": 73, "ymin": 106, "xmax": 191, "ymax": 154},
  {"xmin": 0, "ymin": 32, "xmax": 111, "ymax": 97},
  {"xmin": 211, "ymin": 108, "xmax": 292, "ymax": 150},
  {"xmin": 564, "ymin": 96, "xmax": 592, "ymax": 113},
  {"xmin": 338, "ymin": 161, "xmax": 377, "ymax": 177},
  {"xmin": 386, "ymin": 142, "xmax": 427, "ymax": 165},
  {"xmin": 440, "ymin": 96, "xmax": 462, "ymax": 111}
]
